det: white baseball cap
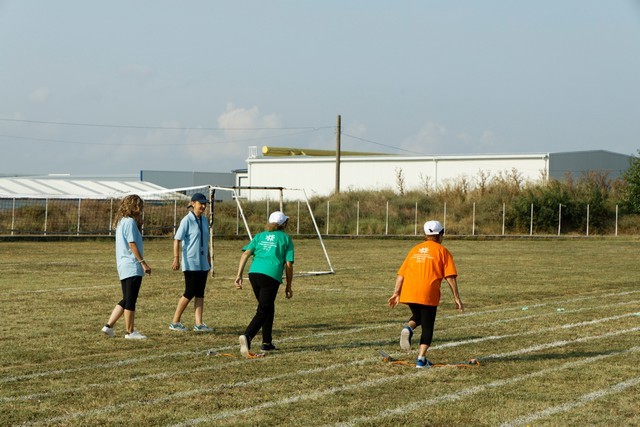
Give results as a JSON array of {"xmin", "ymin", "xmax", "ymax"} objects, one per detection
[
  {"xmin": 423, "ymin": 220, "xmax": 444, "ymax": 235},
  {"xmin": 268, "ymin": 211, "xmax": 289, "ymax": 226}
]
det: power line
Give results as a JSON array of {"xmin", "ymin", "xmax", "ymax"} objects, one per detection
[
  {"xmin": 341, "ymin": 132, "xmax": 426, "ymax": 155},
  {"xmin": 0, "ymin": 117, "xmax": 333, "ymax": 132},
  {"xmin": 0, "ymin": 128, "xmax": 324, "ymax": 147}
]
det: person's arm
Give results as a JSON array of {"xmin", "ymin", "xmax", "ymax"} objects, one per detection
[
  {"xmin": 284, "ymin": 261, "xmax": 293, "ymax": 299},
  {"xmin": 388, "ymin": 275, "xmax": 404, "ymax": 308},
  {"xmin": 235, "ymin": 250, "xmax": 253, "ymax": 289},
  {"xmin": 172, "ymin": 239, "xmax": 180, "ymax": 271},
  {"xmin": 445, "ymin": 276, "xmax": 463, "ymax": 312},
  {"xmin": 129, "ymin": 242, "xmax": 151, "ymax": 275}
]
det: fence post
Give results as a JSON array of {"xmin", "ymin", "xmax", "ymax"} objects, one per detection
[
  {"xmin": 44, "ymin": 198, "xmax": 48, "ymax": 236},
  {"xmin": 443, "ymin": 202, "xmax": 447, "ymax": 233},
  {"xmin": 586, "ymin": 204, "xmax": 590, "ymax": 237},
  {"xmin": 472, "ymin": 202, "xmax": 476, "ymax": 236},
  {"xmin": 173, "ymin": 200, "xmax": 177, "ymax": 235},
  {"xmin": 11, "ymin": 198, "xmax": 15, "ymax": 236},
  {"xmin": 356, "ymin": 200, "xmax": 360, "ymax": 236},
  {"xmin": 530, "ymin": 203, "xmax": 533, "ymax": 236},
  {"xmin": 502, "ymin": 202, "xmax": 505, "ymax": 236},
  {"xmin": 236, "ymin": 203, "xmax": 240, "ymax": 236},
  {"xmin": 615, "ymin": 204, "xmax": 618, "ymax": 236},
  {"xmin": 77, "ymin": 198, "xmax": 81, "ymax": 236},
  {"xmin": 385, "ymin": 200, "xmax": 389, "ymax": 236},
  {"xmin": 558, "ymin": 203, "xmax": 562, "ymax": 236},
  {"xmin": 326, "ymin": 200, "xmax": 330, "ymax": 235},
  {"xmin": 297, "ymin": 200, "xmax": 300, "ymax": 235},
  {"xmin": 414, "ymin": 201, "xmax": 418, "ymax": 236},
  {"xmin": 109, "ymin": 199, "xmax": 114, "ymax": 236}
]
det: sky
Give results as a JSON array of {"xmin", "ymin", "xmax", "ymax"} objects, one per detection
[{"xmin": 1, "ymin": 0, "xmax": 640, "ymax": 176}]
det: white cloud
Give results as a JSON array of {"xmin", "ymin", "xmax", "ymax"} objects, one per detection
[
  {"xmin": 402, "ymin": 121, "xmax": 449, "ymax": 154},
  {"xmin": 402, "ymin": 122, "xmax": 502, "ymax": 155},
  {"xmin": 118, "ymin": 64, "xmax": 155, "ymax": 84},
  {"xmin": 217, "ymin": 104, "xmax": 282, "ymax": 134},
  {"xmin": 29, "ymin": 87, "xmax": 50, "ymax": 103}
]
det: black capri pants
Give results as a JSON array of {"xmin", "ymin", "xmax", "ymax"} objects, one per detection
[
  {"xmin": 183, "ymin": 270, "xmax": 209, "ymax": 299},
  {"xmin": 118, "ymin": 275, "xmax": 143, "ymax": 311},
  {"xmin": 407, "ymin": 303, "xmax": 438, "ymax": 346}
]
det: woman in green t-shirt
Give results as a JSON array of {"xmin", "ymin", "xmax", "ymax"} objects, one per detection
[{"xmin": 235, "ymin": 211, "xmax": 294, "ymax": 357}]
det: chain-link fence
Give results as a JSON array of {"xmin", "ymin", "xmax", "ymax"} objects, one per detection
[{"xmin": 1, "ymin": 195, "xmax": 637, "ymax": 237}]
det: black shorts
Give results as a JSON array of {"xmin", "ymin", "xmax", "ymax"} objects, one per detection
[{"xmin": 183, "ymin": 270, "xmax": 209, "ymax": 299}]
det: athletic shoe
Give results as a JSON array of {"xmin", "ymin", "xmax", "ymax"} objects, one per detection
[
  {"xmin": 193, "ymin": 324, "xmax": 213, "ymax": 332},
  {"xmin": 261, "ymin": 343, "xmax": 277, "ymax": 351},
  {"xmin": 416, "ymin": 357, "xmax": 432, "ymax": 369},
  {"xmin": 169, "ymin": 322, "xmax": 188, "ymax": 331},
  {"xmin": 239, "ymin": 334, "xmax": 250, "ymax": 357},
  {"xmin": 101, "ymin": 324, "xmax": 115, "ymax": 338},
  {"xmin": 400, "ymin": 326, "xmax": 413, "ymax": 351},
  {"xmin": 124, "ymin": 330, "xmax": 147, "ymax": 340}
]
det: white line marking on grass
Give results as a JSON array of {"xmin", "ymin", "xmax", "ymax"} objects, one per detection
[
  {"xmin": 481, "ymin": 327, "xmax": 640, "ymax": 361},
  {"xmin": 3, "ymin": 284, "xmax": 111, "ymax": 295},
  {"xmin": 2, "ymin": 302, "xmax": 636, "ymax": 386},
  {"xmin": 15, "ymin": 329, "xmax": 640, "ymax": 426},
  {"xmin": 499, "ymin": 376, "xmax": 640, "ymax": 427},
  {"xmin": 0, "ymin": 350, "xmax": 198, "ymax": 384},
  {"xmin": 4, "ymin": 308, "xmax": 636, "ymax": 402},
  {"xmin": 436, "ymin": 312, "xmax": 638, "ymax": 351},
  {"xmin": 439, "ymin": 290, "xmax": 640, "ymax": 321},
  {"xmin": 442, "ymin": 299, "xmax": 640, "ymax": 332},
  {"xmin": 0, "ymin": 349, "xmax": 318, "ymax": 404},
  {"xmin": 171, "ymin": 338, "xmax": 640, "ymax": 427},
  {"xmin": 329, "ymin": 345, "xmax": 640, "ymax": 427},
  {"xmin": 168, "ymin": 372, "xmax": 416, "ymax": 427},
  {"xmin": 2, "ymin": 290, "xmax": 635, "ymax": 381},
  {"xmin": 15, "ymin": 358, "xmax": 372, "ymax": 426}
]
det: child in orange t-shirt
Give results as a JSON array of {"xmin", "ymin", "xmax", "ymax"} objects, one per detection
[{"xmin": 388, "ymin": 220, "xmax": 464, "ymax": 368}]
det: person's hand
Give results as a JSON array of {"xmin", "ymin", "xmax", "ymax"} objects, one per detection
[
  {"xmin": 285, "ymin": 285, "xmax": 293, "ymax": 299},
  {"xmin": 455, "ymin": 299, "xmax": 464, "ymax": 313},
  {"xmin": 235, "ymin": 277, "xmax": 243, "ymax": 290},
  {"xmin": 388, "ymin": 294, "xmax": 399, "ymax": 308},
  {"xmin": 172, "ymin": 257, "xmax": 180, "ymax": 271},
  {"xmin": 141, "ymin": 261, "xmax": 151, "ymax": 276}
]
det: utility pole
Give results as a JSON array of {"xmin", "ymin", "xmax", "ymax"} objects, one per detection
[{"xmin": 335, "ymin": 114, "xmax": 341, "ymax": 194}]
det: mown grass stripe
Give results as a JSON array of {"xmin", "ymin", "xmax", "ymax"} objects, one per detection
[
  {"xmin": 498, "ymin": 376, "xmax": 640, "ymax": 427},
  {"xmin": 331, "ymin": 345, "xmax": 640, "ymax": 427},
  {"xmin": 18, "ymin": 328, "xmax": 639, "ymax": 427}
]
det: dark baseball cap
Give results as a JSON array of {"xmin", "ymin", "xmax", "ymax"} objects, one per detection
[{"xmin": 190, "ymin": 193, "xmax": 210, "ymax": 204}]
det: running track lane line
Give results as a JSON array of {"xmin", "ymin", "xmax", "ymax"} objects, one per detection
[
  {"xmin": 498, "ymin": 376, "xmax": 640, "ymax": 427},
  {"xmin": 14, "ymin": 328, "xmax": 640, "ymax": 426},
  {"xmin": 329, "ymin": 343, "xmax": 640, "ymax": 427}
]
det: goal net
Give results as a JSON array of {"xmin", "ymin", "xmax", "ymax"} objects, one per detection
[{"xmin": 209, "ymin": 185, "xmax": 335, "ymax": 277}]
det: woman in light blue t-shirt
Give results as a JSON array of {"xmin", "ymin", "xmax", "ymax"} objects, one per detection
[
  {"xmin": 169, "ymin": 193, "xmax": 213, "ymax": 332},
  {"xmin": 101, "ymin": 195, "xmax": 152, "ymax": 340}
]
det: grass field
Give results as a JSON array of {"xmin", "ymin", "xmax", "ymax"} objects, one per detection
[{"xmin": 1, "ymin": 237, "xmax": 639, "ymax": 426}]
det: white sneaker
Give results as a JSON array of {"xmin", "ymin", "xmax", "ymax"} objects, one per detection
[
  {"xmin": 125, "ymin": 330, "xmax": 147, "ymax": 340},
  {"xmin": 239, "ymin": 335, "xmax": 250, "ymax": 357},
  {"xmin": 400, "ymin": 326, "xmax": 413, "ymax": 351},
  {"xmin": 101, "ymin": 325, "xmax": 115, "ymax": 338}
]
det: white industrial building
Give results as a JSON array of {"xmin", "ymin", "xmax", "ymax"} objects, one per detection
[{"xmin": 242, "ymin": 148, "xmax": 632, "ymax": 200}]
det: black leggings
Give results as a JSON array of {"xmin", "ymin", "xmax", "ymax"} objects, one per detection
[
  {"xmin": 118, "ymin": 276, "xmax": 142, "ymax": 311},
  {"xmin": 408, "ymin": 303, "xmax": 438, "ymax": 346},
  {"xmin": 245, "ymin": 273, "xmax": 281, "ymax": 344}
]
